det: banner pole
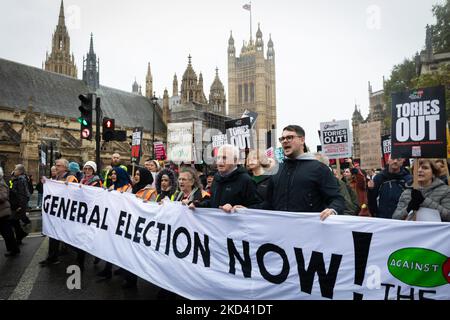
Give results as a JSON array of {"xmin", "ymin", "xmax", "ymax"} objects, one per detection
[{"xmin": 336, "ymin": 159, "xmax": 341, "ymax": 179}]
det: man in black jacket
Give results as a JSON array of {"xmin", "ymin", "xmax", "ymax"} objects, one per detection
[
  {"xmin": 249, "ymin": 125, "xmax": 344, "ymax": 220},
  {"xmin": 191, "ymin": 144, "xmax": 261, "ymax": 212}
]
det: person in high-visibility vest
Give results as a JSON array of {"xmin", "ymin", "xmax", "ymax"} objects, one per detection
[
  {"xmin": 133, "ymin": 167, "xmax": 156, "ymax": 202},
  {"xmin": 175, "ymin": 167, "xmax": 210, "ymax": 205},
  {"xmin": 155, "ymin": 168, "xmax": 179, "ymax": 202},
  {"xmin": 107, "ymin": 167, "xmax": 132, "ymax": 193}
]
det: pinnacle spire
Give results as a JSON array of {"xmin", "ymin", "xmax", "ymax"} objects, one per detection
[
  {"xmin": 58, "ymin": 0, "xmax": 65, "ymax": 26},
  {"xmin": 89, "ymin": 33, "xmax": 94, "ymax": 54}
]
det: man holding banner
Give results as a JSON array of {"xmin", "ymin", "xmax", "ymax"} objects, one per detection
[
  {"xmin": 193, "ymin": 144, "xmax": 261, "ymax": 212},
  {"xmin": 250, "ymin": 125, "xmax": 344, "ymax": 220}
]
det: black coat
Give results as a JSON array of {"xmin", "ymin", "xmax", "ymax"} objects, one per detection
[
  {"xmin": 252, "ymin": 157, "xmax": 345, "ymax": 214},
  {"xmin": 198, "ymin": 166, "xmax": 261, "ymax": 208},
  {"xmin": 253, "ymin": 175, "xmax": 271, "ymax": 200}
]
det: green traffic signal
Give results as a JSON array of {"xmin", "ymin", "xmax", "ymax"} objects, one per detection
[{"xmin": 77, "ymin": 117, "xmax": 88, "ymax": 126}]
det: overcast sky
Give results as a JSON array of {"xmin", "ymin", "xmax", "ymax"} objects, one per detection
[{"xmin": 0, "ymin": 0, "xmax": 442, "ymax": 148}]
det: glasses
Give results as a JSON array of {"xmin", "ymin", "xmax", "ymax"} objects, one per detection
[{"xmin": 278, "ymin": 135, "xmax": 302, "ymax": 143}]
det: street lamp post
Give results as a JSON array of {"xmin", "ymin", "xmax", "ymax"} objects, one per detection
[{"xmin": 151, "ymin": 92, "xmax": 158, "ymax": 159}]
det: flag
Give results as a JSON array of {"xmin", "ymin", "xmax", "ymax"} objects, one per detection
[{"xmin": 243, "ymin": 3, "xmax": 251, "ymax": 11}]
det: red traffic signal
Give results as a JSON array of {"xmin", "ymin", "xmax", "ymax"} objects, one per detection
[
  {"xmin": 102, "ymin": 117, "xmax": 115, "ymax": 141},
  {"xmin": 104, "ymin": 119, "xmax": 114, "ymax": 129}
]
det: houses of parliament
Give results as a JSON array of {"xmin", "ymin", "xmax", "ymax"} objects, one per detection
[{"xmin": 0, "ymin": 0, "xmax": 277, "ymax": 179}]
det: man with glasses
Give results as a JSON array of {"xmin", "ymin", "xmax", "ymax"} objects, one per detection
[{"xmin": 249, "ymin": 125, "xmax": 344, "ymax": 220}]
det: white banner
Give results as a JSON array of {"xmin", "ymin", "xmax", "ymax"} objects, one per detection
[
  {"xmin": 43, "ymin": 180, "xmax": 450, "ymax": 300},
  {"xmin": 320, "ymin": 120, "xmax": 352, "ymax": 159},
  {"xmin": 167, "ymin": 122, "xmax": 193, "ymax": 163}
]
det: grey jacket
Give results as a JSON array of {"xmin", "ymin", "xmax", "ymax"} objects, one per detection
[
  {"xmin": 0, "ymin": 179, "xmax": 11, "ymax": 218},
  {"xmin": 393, "ymin": 178, "xmax": 450, "ymax": 222}
]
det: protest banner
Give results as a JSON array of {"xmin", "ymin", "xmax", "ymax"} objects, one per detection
[
  {"xmin": 131, "ymin": 127, "xmax": 143, "ymax": 164},
  {"xmin": 167, "ymin": 122, "xmax": 193, "ymax": 163},
  {"xmin": 43, "ymin": 179, "xmax": 450, "ymax": 300},
  {"xmin": 320, "ymin": 120, "xmax": 351, "ymax": 159},
  {"xmin": 391, "ymin": 85, "xmax": 447, "ymax": 159},
  {"xmin": 225, "ymin": 117, "xmax": 254, "ymax": 160},
  {"xmin": 381, "ymin": 135, "xmax": 391, "ymax": 167},
  {"xmin": 359, "ymin": 121, "xmax": 382, "ymax": 170},
  {"xmin": 154, "ymin": 142, "xmax": 166, "ymax": 160}
]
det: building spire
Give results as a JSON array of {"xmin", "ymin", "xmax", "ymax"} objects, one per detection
[
  {"xmin": 188, "ymin": 54, "xmax": 192, "ymax": 65},
  {"xmin": 146, "ymin": 62, "xmax": 153, "ymax": 99},
  {"xmin": 58, "ymin": 0, "xmax": 65, "ymax": 26},
  {"xmin": 89, "ymin": 33, "xmax": 94, "ymax": 54}
]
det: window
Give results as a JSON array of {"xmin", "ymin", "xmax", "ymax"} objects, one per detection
[
  {"xmin": 238, "ymin": 85, "xmax": 242, "ymax": 103},
  {"xmin": 250, "ymin": 83, "xmax": 255, "ymax": 102}
]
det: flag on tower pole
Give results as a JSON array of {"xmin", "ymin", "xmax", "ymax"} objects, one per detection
[{"xmin": 243, "ymin": 3, "xmax": 251, "ymax": 11}]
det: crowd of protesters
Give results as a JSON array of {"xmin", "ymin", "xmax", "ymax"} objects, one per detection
[{"xmin": 1, "ymin": 124, "xmax": 449, "ymax": 296}]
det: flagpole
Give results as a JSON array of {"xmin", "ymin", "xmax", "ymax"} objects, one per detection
[{"xmin": 250, "ymin": 1, "xmax": 253, "ymax": 42}]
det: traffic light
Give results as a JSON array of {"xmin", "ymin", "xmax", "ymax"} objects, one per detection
[
  {"xmin": 102, "ymin": 117, "xmax": 115, "ymax": 141},
  {"xmin": 78, "ymin": 94, "xmax": 93, "ymax": 140}
]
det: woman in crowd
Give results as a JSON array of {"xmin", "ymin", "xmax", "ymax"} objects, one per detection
[
  {"xmin": 145, "ymin": 159, "xmax": 160, "ymax": 188},
  {"xmin": 0, "ymin": 167, "xmax": 20, "ymax": 257},
  {"xmin": 107, "ymin": 167, "xmax": 132, "ymax": 193},
  {"xmin": 246, "ymin": 150, "xmax": 271, "ymax": 199},
  {"xmin": 393, "ymin": 159, "xmax": 450, "ymax": 221},
  {"xmin": 174, "ymin": 167, "xmax": 207, "ymax": 205},
  {"xmin": 133, "ymin": 167, "xmax": 156, "ymax": 202},
  {"xmin": 80, "ymin": 161, "xmax": 102, "ymax": 187},
  {"xmin": 434, "ymin": 158, "xmax": 449, "ymax": 185},
  {"xmin": 155, "ymin": 168, "xmax": 179, "ymax": 202},
  {"xmin": 342, "ymin": 159, "xmax": 370, "ymax": 216}
]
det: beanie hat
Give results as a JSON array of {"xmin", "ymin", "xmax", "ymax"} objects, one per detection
[
  {"xmin": 68, "ymin": 162, "xmax": 81, "ymax": 173},
  {"xmin": 83, "ymin": 161, "xmax": 97, "ymax": 173}
]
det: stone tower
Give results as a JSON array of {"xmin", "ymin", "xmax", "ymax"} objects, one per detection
[
  {"xmin": 180, "ymin": 55, "xmax": 207, "ymax": 104},
  {"xmin": 43, "ymin": 0, "xmax": 77, "ymax": 78},
  {"xmin": 172, "ymin": 74, "xmax": 179, "ymax": 97},
  {"xmin": 163, "ymin": 88, "xmax": 170, "ymax": 124},
  {"xmin": 209, "ymin": 67, "xmax": 226, "ymax": 114},
  {"xmin": 145, "ymin": 62, "xmax": 153, "ymax": 99},
  {"xmin": 82, "ymin": 33, "xmax": 99, "ymax": 92},
  {"xmin": 227, "ymin": 25, "xmax": 276, "ymax": 144}
]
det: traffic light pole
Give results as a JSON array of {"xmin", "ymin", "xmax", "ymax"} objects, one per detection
[{"xmin": 95, "ymin": 97, "xmax": 102, "ymax": 174}]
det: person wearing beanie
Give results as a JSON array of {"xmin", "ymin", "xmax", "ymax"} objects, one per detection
[
  {"xmin": 80, "ymin": 161, "xmax": 102, "ymax": 187},
  {"xmin": 68, "ymin": 162, "xmax": 83, "ymax": 182}
]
